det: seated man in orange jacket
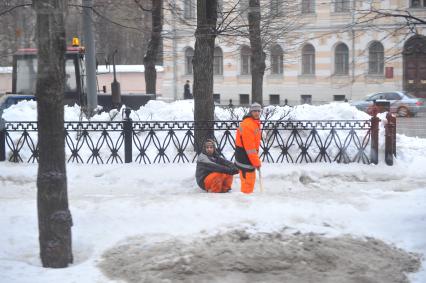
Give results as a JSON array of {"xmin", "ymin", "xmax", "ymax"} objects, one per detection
[
  {"xmin": 234, "ymin": 102, "xmax": 262, "ymax": 194},
  {"xmin": 196, "ymin": 139, "xmax": 239, "ymax": 193}
]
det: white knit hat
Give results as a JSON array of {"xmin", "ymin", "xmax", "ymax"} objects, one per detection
[{"xmin": 249, "ymin": 102, "xmax": 262, "ymax": 112}]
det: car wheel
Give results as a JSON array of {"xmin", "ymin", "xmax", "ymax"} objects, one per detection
[{"xmin": 397, "ymin": 106, "xmax": 409, "ymax": 117}]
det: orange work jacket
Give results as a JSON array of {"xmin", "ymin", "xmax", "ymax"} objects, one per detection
[{"xmin": 234, "ymin": 116, "xmax": 262, "ymax": 170}]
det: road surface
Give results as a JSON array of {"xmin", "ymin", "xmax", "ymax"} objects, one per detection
[{"xmin": 396, "ymin": 111, "xmax": 426, "ymax": 138}]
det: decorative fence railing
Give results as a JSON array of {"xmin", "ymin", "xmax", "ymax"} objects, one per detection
[{"xmin": 0, "ymin": 112, "xmax": 396, "ymax": 165}]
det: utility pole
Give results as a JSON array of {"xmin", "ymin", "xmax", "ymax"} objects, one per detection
[
  {"xmin": 172, "ymin": 6, "xmax": 178, "ymax": 101},
  {"xmin": 83, "ymin": 0, "xmax": 98, "ymax": 113}
]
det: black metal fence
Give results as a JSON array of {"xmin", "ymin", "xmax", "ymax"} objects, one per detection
[{"xmin": 0, "ymin": 110, "xmax": 396, "ymax": 165}]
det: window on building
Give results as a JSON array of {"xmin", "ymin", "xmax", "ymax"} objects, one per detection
[
  {"xmin": 241, "ymin": 45, "xmax": 251, "ymax": 75},
  {"xmin": 335, "ymin": 43, "xmax": 349, "ymax": 75},
  {"xmin": 269, "ymin": 94, "xmax": 280, "ymax": 105},
  {"xmin": 335, "ymin": 0, "xmax": 350, "ymax": 12},
  {"xmin": 302, "ymin": 44, "xmax": 315, "ymax": 75},
  {"xmin": 333, "ymin": 95, "xmax": 346, "ymax": 101},
  {"xmin": 271, "ymin": 44, "xmax": 283, "ymax": 74},
  {"xmin": 184, "ymin": 0, "xmax": 194, "ymax": 19},
  {"xmin": 213, "ymin": 47, "xmax": 223, "ymax": 75},
  {"xmin": 1, "ymin": 0, "xmax": 11, "ymax": 7},
  {"xmin": 368, "ymin": 41, "xmax": 384, "ymax": 75},
  {"xmin": 240, "ymin": 0, "xmax": 249, "ymax": 15},
  {"xmin": 213, "ymin": 93, "xmax": 221, "ymax": 104},
  {"xmin": 270, "ymin": 0, "xmax": 283, "ymax": 16},
  {"xmin": 411, "ymin": 0, "xmax": 426, "ymax": 7},
  {"xmin": 217, "ymin": 0, "xmax": 223, "ymax": 18},
  {"xmin": 301, "ymin": 0, "xmax": 315, "ymax": 13},
  {"xmin": 240, "ymin": 94, "xmax": 250, "ymax": 105},
  {"xmin": 301, "ymin": 95, "xmax": 312, "ymax": 104},
  {"xmin": 185, "ymin": 47, "xmax": 194, "ymax": 75}
]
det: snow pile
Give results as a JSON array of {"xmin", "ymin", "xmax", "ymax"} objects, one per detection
[
  {"xmin": 2, "ymin": 99, "xmax": 370, "ymax": 122},
  {"xmin": 100, "ymin": 230, "xmax": 420, "ymax": 283},
  {"xmin": 394, "ymin": 135, "xmax": 426, "ymax": 166},
  {"xmin": 96, "ymin": 65, "xmax": 164, "ymax": 73}
]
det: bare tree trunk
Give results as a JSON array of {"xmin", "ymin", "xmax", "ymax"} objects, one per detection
[
  {"xmin": 193, "ymin": 0, "xmax": 217, "ymax": 152},
  {"xmin": 144, "ymin": 0, "xmax": 163, "ymax": 96},
  {"xmin": 248, "ymin": 0, "xmax": 265, "ymax": 105},
  {"xmin": 34, "ymin": 0, "xmax": 73, "ymax": 268}
]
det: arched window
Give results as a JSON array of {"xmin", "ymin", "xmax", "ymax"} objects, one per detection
[
  {"xmin": 302, "ymin": 44, "xmax": 315, "ymax": 75},
  {"xmin": 335, "ymin": 0, "xmax": 350, "ymax": 12},
  {"xmin": 271, "ymin": 44, "xmax": 283, "ymax": 74},
  {"xmin": 368, "ymin": 41, "xmax": 384, "ymax": 75},
  {"xmin": 184, "ymin": 0, "xmax": 194, "ymax": 19},
  {"xmin": 241, "ymin": 45, "xmax": 251, "ymax": 75},
  {"xmin": 301, "ymin": 0, "xmax": 315, "ymax": 13},
  {"xmin": 217, "ymin": 0, "xmax": 223, "ymax": 18},
  {"xmin": 410, "ymin": 0, "xmax": 426, "ymax": 8},
  {"xmin": 270, "ymin": 0, "xmax": 283, "ymax": 16},
  {"xmin": 335, "ymin": 43, "xmax": 349, "ymax": 75},
  {"xmin": 240, "ymin": 0, "xmax": 249, "ymax": 14},
  {"xmin": 213, "ymin": 47, "xmax": 223, "ymax": 75},
  {"xmin": 185, "ymin": 47, "xmax": 194, "ymax": 75}
]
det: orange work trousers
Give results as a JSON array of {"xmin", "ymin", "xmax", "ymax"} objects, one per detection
[
  {"xmin": 239, "ymin": 170, "xmax": 256, "ymax": 194},
  {"xmin": 204, "ymin": 173, "xmax": 233, "ymax": 193}
]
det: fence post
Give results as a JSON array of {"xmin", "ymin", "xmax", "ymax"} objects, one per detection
[
  {"xmin": 123, "ymin": 108, "xmax": 132, "ymax": 163},
  {"xmin": 392, "ymin": 114, "xmax": 396, "ymax": 157},
  {"xmin": 384, "ymin": 112, "xmax": 396, "ymax": 166},
  {"xmin": 370, "ymin": 113, "xmax": 380, "ymax": 165},
  {"xmin": 0, "ymin": 118, "xmax": 5, "ymax": 162}
]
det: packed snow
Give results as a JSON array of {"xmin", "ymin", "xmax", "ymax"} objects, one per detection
[
  {"xmin": 1, "ymin": 100, "xmax": 426, "ymax": 283},
  {"xmin": 2, "ymin": 99, "xmax": 371, "ymax": 122}
]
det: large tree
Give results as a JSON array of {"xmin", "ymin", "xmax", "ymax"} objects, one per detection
[
  {"xmin": 174, "ymin": 0, "xmax": 302, "ymax": 106},
  {"xmin": 193, "ymin": 0, "xmax": 218, "ymax": 151},
  {"xmin": 141, "ymin": 0, "xmax": 163, "ymax": 96},
  {"xmin": 34, "ymin": 0, "xmax": 73, "ymax": 268},
  {"xmin": 248, "ymin": 0, "xmax": 265, "ymax": 104}
]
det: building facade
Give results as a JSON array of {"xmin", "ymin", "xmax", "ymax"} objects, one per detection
[{"xmin": 161, "ymin": 0, "xmax": 426, "ymax": 105}]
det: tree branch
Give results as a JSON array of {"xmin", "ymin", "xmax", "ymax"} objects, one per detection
[{"xmin": 0, "ymin": 2, "xmax": 32, "ymax": 17}]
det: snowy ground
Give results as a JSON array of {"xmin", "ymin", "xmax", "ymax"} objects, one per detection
[
  {"xmin": 1, "ymin": 101, "xmax": 426, "ymax": 282},
  {"xmin": 1, "ymin": 161, "xmax": 426, "ymax": 283}
]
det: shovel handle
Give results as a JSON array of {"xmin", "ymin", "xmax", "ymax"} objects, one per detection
[{"xmin": 258, "ymin": 168, "xmax": 264, "ymax": 193}]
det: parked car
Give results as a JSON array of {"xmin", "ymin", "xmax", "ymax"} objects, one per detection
[{"xmin": 351, "ymin": 91, "xmax": 425, "ymax": 117}]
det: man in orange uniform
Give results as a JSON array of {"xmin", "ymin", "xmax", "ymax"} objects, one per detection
[
  {"xmin": 234, "ymin": 103, "xmax": 262, "ymax": 194},
  {"xmin": 196, "ymin": 139, "xmax": 239, "ymax": 193}
]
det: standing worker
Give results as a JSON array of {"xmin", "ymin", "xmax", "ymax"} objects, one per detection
[{"xmin": 234, "ymin": 103, "xmax": 262, "ymax": 194}]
